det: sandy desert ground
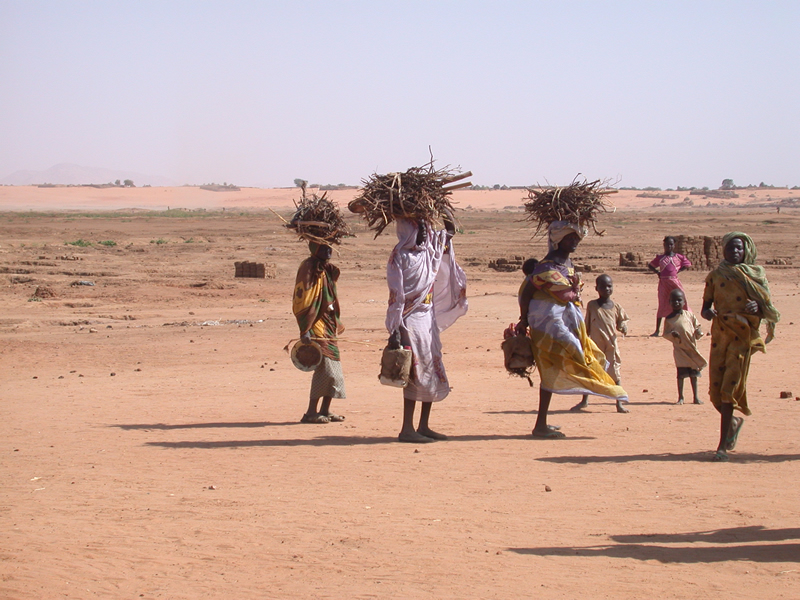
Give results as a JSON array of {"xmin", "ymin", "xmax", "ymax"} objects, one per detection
[{"xmin": 2, "ymin": 185, "xmax": 800, "ymax": 599}]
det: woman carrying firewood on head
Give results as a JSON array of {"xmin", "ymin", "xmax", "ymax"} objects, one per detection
[
  {"xmin": 517, "ymin": 179, "xmax": 628, "ymax": 438},
  {"xmin": 385, "ymin": 210, "xmax": 468, "ymax": 442},
  {"xmin": 285, "ymin": 187, "xmax": 351, "ymax": 424},
  {"xmin": 349, "ymin": 162, "xmax": 469, "ymax": 443},
  {"xmin": 293, "ymin": 240, "xmax": 347, "ymax": 423}
]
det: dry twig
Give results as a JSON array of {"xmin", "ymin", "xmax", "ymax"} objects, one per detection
[
  {"xmin": 285, "ymin": 185, "xmax": 351, "ymax": 245},
  {"xmin": 523, "ymin": 176, "xmax": 617, "ymax": 237},
  {"xmin": 349, "ymin": 159, "xmax": 470, "ymax": 238}
]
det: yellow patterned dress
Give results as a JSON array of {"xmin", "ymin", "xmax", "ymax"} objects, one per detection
[
  {"xmin": 526, "ymin": 260, "xmax": 628, "ymax": 400},
  {"xmin": 293, "ymin": 252, "xmax": 346, "ymax": 399},
  {"xmin": 703, "ymin": 263, "xmax": 778, "ymax": 415}
]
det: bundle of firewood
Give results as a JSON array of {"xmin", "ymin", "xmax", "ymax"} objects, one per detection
[
  {"xmin": 523, "ymin": 176, "xmax": 616, "ymax": 237},
  {"xmin": 286, "ymin": 187, "xmax": 351, "ymax": 245},
  {"xmin": 349, "ymin": 161, "xmax": 471, "ymax": 237}
]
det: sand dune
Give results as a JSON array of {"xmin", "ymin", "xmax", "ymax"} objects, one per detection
[{"xmin": 0, "ymin": 184, "xmax": 796, "ymax": 212}]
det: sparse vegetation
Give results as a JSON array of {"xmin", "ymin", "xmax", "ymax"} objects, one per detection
[
  {"xmin": 98, "ymin": 240, "xmax": 117, "ymax": 247},
  {"xmin": 66, "ymin": 239, "xmax": 92, "ymax": 247},
  {"xmin": 318, "ymin": 183, "xmax": 357, "ymax": 191},
  {"xmin": 200, "ymin": 183, "xmax": 240, "ymax": 192},
  {"xmin": 150, "ymin": 238, "xmax": 168, "ymax": 245},
  {"xmin": 0, "ymin": 209, "xmax": 222, "ymax": 221}
]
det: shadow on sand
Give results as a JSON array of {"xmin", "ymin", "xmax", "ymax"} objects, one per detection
[
  {"xmin": 536, "ymin": 452, "xmax": 800, "ymax": 464},
  {"xmin": 509, "ymin": 526, "xmax": 800, "ymax": 563},
  {"xmin": 111, "ymin": 421, "xmax": 298, "ymax": 430},
  {"xmin": 141, "ymin": 432, "xmax": 594, "ymax": 449}
]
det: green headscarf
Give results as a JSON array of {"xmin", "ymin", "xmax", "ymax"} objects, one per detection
[{"xmin": 719, "ymin": 232, "xmax": 780, "ymax": 343}]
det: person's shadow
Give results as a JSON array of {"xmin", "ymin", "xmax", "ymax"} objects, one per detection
[
  {"xmin": 535, "ymin": 452, "xmax": 800, "ymax": 464},
  {"xmin": 509, "ymin": 526, "xmax": 800, "ymax": 563}
]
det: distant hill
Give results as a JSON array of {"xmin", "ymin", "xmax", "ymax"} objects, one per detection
[{"xmin": 0, "ymin": 163, "xmax": 178, "ymax": 187}]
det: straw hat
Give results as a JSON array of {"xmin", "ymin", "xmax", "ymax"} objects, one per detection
[{"xmin": 290, "ymin": 339, "xmax": 322, "ymax": 372}]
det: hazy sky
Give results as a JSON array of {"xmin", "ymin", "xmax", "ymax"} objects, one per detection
[{"xmin": 1, "ymin": 1, "xmax": 798, "ymax": 188}]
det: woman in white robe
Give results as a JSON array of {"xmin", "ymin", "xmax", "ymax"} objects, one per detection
[{"xmin": 386, "ymin": 215, "xmax": 468, "ymax": 443}]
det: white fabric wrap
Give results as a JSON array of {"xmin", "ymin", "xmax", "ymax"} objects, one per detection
[
  {"xmin": 384, "ymin": 218, "xmax": 468, "ymax": 402},
  {"xmin": 385, "ymin": 218, "xmax": 468, "ymax": 334},
  {"xmin": 547, "ymin": 220, "xmax": 588, "ymax": 251}
]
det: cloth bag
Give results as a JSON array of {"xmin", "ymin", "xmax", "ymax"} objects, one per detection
[
  {"xmin": 379, "ymin": 346, "xmax": 412, "ymax": 388},
  {"xmin": 502, "ymin": 335, "xmax": 534, "ymax": 371}
]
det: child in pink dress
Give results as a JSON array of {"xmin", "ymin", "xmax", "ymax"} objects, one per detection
[{"xmin": 649, "ymin": 236, "xmax": 691, "ymax": 336}]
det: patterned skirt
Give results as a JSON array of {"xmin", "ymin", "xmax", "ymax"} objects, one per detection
[
  {"xmin": 400, "ymin": 307, "xmax": 450, "ymax": 403},
  {"xmin": 527, "ymin": 298, "xmax": 628, "ymax": 401},
  {"xmin": 310, "ymin": 356, "xmax": 346, "ymax": 399}
]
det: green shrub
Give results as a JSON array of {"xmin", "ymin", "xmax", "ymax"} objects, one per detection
[
  {"xmin": 98, "ymin": 240, "xmax": 117, "ymax": 247},
  {"xmin": 150, "ymin": 238, "xmax": 168, "ymax": 245},
  {"xmin": 66, "ymin": 239, "xmax": 92, "ymax": 247}
]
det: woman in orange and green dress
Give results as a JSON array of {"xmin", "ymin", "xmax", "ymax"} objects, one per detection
[{"xmin": 701, "ymin": 232, "xmax": 780, "ymax": 461}]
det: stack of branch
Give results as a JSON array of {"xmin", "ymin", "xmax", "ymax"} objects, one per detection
[
  {"xmin": 286, "ymin": 188, "xmax": 351, "ymax": 245},
  {"xmin": 349, "ymin": 162, "xmax": 471, "ymax": 237},
  {"xmin": 523, "ymin": 177, "xmax": 617, "ymax": 237}
]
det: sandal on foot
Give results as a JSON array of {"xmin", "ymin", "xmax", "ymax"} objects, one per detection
[
  {"xmin": 301, "ymin": 413, "xmax": 330, "ymax": 424},
  {"xmin": 322, "ymin": 413, "xmax": 345, "ymax": 422},
  {"xmin": 726, "ymin": 417, "xmax": 744, "ymax": 451},
  {"xmin": 532, "ymin": 429, "xmax": 566, "ymax": 439},
  {"xmin": 712, "ymin": 450, "xmax": 729, "ymax": 462}
]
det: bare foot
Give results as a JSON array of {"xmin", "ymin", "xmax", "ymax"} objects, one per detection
[
  {"xmin": 570, "ymin": 400, "xmax": 588, "ymax": 412},
  {"xmin": 417, "ymin": 428, "xmax": 447, "ymax": 440},
  {"xmin": 616, "ymin": 402, "xmax": 630, "ymax": 414},
  {"xmin": 676, "ymin": 398, "xmax": 684, "ymax": 405},
  {"xmin": 693, "ymin": 398, "xmax": 704, "ymax": 405},
  {"xmin": 398, "ymin": 431, "xmax": 435, "ymax": 443},
  {"xmin": 650, "ymin": 331, "xmax": 660, "ymax": 337}
]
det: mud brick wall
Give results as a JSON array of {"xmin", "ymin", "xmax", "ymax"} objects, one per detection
[
  {"xmin": 618, "ymin": 236, "xmax": 722, "ymax": 270},
  {"xmin": 673, "ymin": 235, "xmax": 722, "ymax": 270},
  {"xmin": 488, "ymin": 256, "xmax": 525, "ymax": 272},
  {"xmin": 619, "ymin": 252, "xmax": 645, "ymax": 267},
  {"xmin": 234, "ymin": 261, "xmax": 274, "ymax": 278}
]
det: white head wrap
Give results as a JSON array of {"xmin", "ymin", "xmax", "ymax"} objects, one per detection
[
  {"xmin": 548, "ymin": 220, "xmax": 587, "ymax": 251},
  {"xmin": 395, "ymin": 217, "xmax": 421, "ymax": 250}
]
